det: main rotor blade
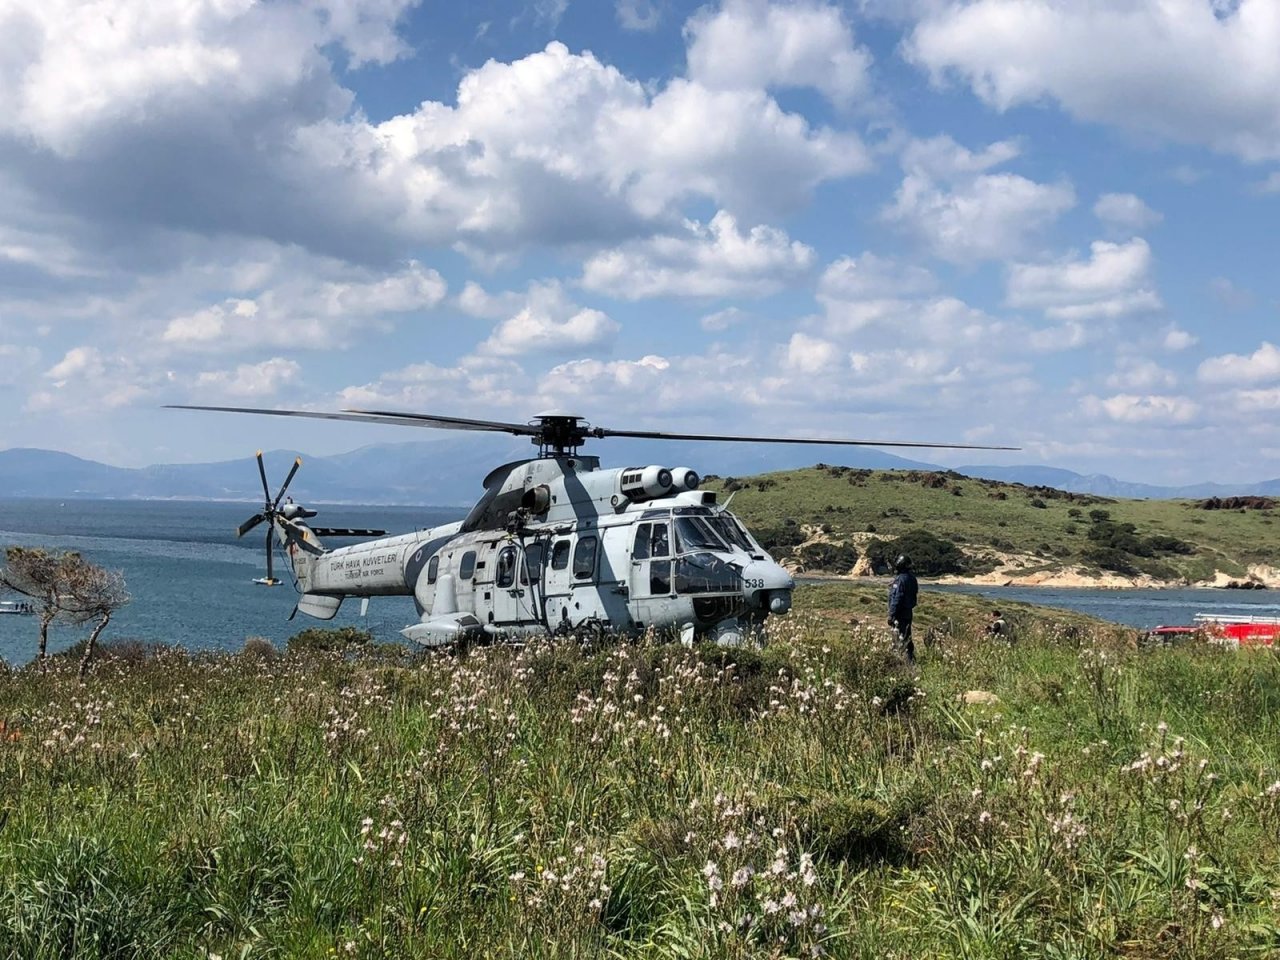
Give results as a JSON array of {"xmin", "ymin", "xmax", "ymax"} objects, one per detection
[
  {"xmin": 595, "ymin": 427, "xmax": 1018, "ymax": 451},
  {"xmin": 265, "ymin": 528, "xmax": 274, "ymax": 583},
  {"xmin": 237, "ymin": 513, "xmax": 266, "ymax": 538},
  {"xmin": 255, "ymin": 450, "xmax": 271, "ymax": 503},
  {"xmin": 273, "ymin": 457, "xmax": 302, "ymax": 509},
  {"xmin": 166, "ymin": 405, "xmax": 540, "ymax": 436}
]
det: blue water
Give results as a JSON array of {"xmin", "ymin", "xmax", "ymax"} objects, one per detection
[
  {"xmin": 0, "ymin": 499, "xmax": 462, "ymax": 665},
  {"xmin": 2, "ymin": 500, "xmax": 1276, "ymax": 665},
  {"xmin": 931, "ymin": 583, "xmax": 1280, "ymax": 630}
]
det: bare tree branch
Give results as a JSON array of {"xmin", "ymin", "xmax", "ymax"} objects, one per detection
[{"xmin": 1, "ymin": 547, "xmax": 130, "ymax": 675}]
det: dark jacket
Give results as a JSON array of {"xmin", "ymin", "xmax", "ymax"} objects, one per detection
[{"xmin": 888, "ymin": 571, "xmax": 919, "ymax": 624}]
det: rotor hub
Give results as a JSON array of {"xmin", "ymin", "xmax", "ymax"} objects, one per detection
[{"xmin": 533, "ymin": 415, "xmax": 604, "ymax": 456}]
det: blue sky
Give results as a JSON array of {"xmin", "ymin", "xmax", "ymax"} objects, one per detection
[{"xmin": 1, "ymin": 0, "xmax": 1278, "ymax": 484}]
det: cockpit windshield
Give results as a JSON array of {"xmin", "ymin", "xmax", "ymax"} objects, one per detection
[
  {"xmin": 674, "ymin": 516, "xmax": 727, "ymax": 553},
  {"xmin": 708, "ymin": 514, "xmax": 753, "ymax": 551}
]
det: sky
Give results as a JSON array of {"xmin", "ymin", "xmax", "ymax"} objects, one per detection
[{"xmin": 1, "ymin": 0, "xmax": 1278, "ymax": 484}]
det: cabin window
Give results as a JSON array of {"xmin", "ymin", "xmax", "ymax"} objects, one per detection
[
  {"xmin": 650, "ymin": 523, "xmax": 671, "ymax": 558},
  {"xmin": 523, "ymin": 543, "xmax": 544, "ymax": 584},
  {"xmin": 650, "ymin": 560, "xmax": 671, "ymax": 595},
  {"xmin": 632, "ymin": 523, "xmax": 651, "ymax": 560},
  {"xmin": 496, "ymin": 546, "xmax": 517, "ymax": 588},
  {"xmin": 459, "ymin": 551, "xmax": 476, "ymax": 581},
  {"xmin": 551, "ymin": 540, "xmax": 571, "ymax": 570},
  {"xmin": 573, "ymin": 535, "xmax": 598, "ymax": 580},
  {"xmin": 427, "ymin": 555, "xmax": 439, "ymax": 584}
]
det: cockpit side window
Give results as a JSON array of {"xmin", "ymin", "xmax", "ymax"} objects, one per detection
[
  {"xmin": 523, "ymin": 543, "xmax": 544, "ymax": 584},
  {"xmin": 632, "ymin": 523, "xmax": 651, "ymax": 560},
  {"xmin": 496, "ymin": 546, "xmax": 517, "ymax": 588},
  {"xmin": 650, "ymin": 523, "xmax": 670, "ymax": 558},
  {"xmin": 573, "ymin": 535, "xmax": 598, "ymax": 580}
]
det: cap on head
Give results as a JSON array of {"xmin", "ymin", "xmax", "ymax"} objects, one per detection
[{"xmin": 894, "ymin": 554, "xmax": 912, "ymax": 572}]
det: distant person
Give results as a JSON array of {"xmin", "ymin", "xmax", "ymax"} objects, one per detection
[
  {"xmin": 888, "ymin": 554, "xmax": 919, "ymax": 666},
  {"xmin": 986, "ymin": 610, "xmax": 1006, "ymax": 637}
]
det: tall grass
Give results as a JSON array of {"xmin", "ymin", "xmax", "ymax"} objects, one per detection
[{"xmin": 1, "ymin": 610, "xmax": 1278, "ymax": 958}]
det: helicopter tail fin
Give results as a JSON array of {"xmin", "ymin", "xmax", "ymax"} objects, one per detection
[{"xmin": 272, "ymin": 517, "xmax": 326, "ymax": 591}]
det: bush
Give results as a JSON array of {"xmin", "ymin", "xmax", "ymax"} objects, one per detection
[
  {"xmin": 286, "ymin": 626, "xmax": 373, "ymax": 653},
  {"xmin": 241, "ymin": 635, "xmax": 278, "ymax": 660},
  {"xmin": 1082, "ymin": 546, "xmax": 1138, "ymax": 575},
  {"xmin": 754, "ymin": 525, "xmax": 806, "ymax": 554},
  {"xmin": 795, "ymin": 794, "xmax": 909, "ymax": 866},
  {"xmin": 798, "ymin": 541, "xmax": 859, "ymax": 572},
  {"xmin": 864, "ymin": 531, "xmax": 967, "ymax": 576}
]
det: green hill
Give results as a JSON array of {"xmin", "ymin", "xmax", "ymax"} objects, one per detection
[{"xmin": 708, "ymin": 466, "xmax": 1278, "ymax": 584}]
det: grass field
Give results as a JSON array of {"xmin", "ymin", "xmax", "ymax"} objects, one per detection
[
  {"xmin": 707, "ymin": 467, "xmax": 1278, "ymax": 581},
  {"xmin": 2, "ymin": 586, "xmax": 1279, "ymax": 958}
]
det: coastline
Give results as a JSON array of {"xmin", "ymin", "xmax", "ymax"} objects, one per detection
[{"xmin": 797, "ymin": 563, "xmax": 1280, "ymax": 591}]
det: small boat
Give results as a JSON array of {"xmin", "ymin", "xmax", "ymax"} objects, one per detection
[
  {"xmin": 1146, "ymin": 614, "xmax": 1280, "ymax": 647},
  {"xmin": 0, "ymin": 600, "xmax": 35, "ymax": 616}
]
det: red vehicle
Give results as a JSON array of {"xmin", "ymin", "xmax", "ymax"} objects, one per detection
[{"xmin": 1147, "ymin": 614, "xmax": 1280, "ymax": 646}]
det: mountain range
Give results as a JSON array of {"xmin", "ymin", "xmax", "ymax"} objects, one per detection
[{"xmin": 0, "ymin": 440, "xmax": 1276, "ymax": 505}]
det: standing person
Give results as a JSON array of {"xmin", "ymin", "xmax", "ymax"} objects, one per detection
[{"xmin": 888, "ymin": 554, "xmax": 919, "ymax": 666}]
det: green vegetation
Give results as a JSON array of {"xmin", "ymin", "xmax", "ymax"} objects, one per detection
[
  {"xmin": 3, "ymin": 589, "xmax": 1280, "ymax": 958},
  {"xmin": 709, "ymin": 466, "xmax": 1278, "ymax": 581}
]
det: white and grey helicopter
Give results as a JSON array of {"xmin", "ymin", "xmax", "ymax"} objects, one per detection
[{"xmin": 171, "ymin": 407, "xmax": 1013, "ymax": 647}]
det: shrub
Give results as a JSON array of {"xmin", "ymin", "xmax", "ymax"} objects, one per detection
[
  {"xmin": 865, "ymin": 531, "xmax": 966, "ymax": 577},
  {"xmin": 241, "ymin": 636, "xmax": 278, "ymax": 660},
  {"xmin": 286, "ymin": 626, "xmax": 373, "ymax": 653},
  {"xmin": 798, "ymin": 541, "xmax": 859, "ymax": 572}
]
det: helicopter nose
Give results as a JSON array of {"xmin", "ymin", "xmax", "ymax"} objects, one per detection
[{"xmin": 741, "ymin": 558, "xmax": 794, "ymax": 614}]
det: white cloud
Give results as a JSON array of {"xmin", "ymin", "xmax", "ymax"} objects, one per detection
[
  {"xmin": 1209, "ymin": 276, "xmax": 1253, "ymax": 310},
  {"xmin": 479, "ymin": 282, "xmax": 620, "ymax": 357},
  {"xmin": 1093, "ymin": 193, "xmax": 1162, "ymax": 231},
  {"xmin": 785, "ymin": 333, "xmax": 840, "ymax": 374},
  {"xmin": 685, "ymin": 0, "xmax": 872, "ymax": 106},
  {"xmin": 0, "ymin": 12, "xmax": 868, "ymax": 267},
  {"xmin": 700, "ymin": 307, "xmax": 748, "ymax": 332},
  {"xmin": 580, "ymin": 211, "xmax": 814, "ymax": 300},
  {"xmin": 1081, "ymin": 393, "xmax": 1199, "ymax": 424},
  {"xmin": 195, "ymin": 358, "xmax": 301, "ymax": 397},
  {"xmin": 455, "ymin": 282, "xmax": 525, "ymax": 321},
  {"xmin": 1233, "ymin": 387, "xmax": 1280, "ymax": 412},
  {"xmin": 883, "ymin": 136, "xmax": 1075, "ymax": 262},
  {"xmin": 327, "ymin": 43, "xmax": 869, "ymax": 255},
  {"xmin": 616, "ymin": 0, "xmax": 660, "ymax": 31},
  {"xmin": 160, "ymin": 261, "xmax": 446, "ymax": 352},
  {"xmin": 907, "ymin": 0, "xmax": 1280, "ymax": 162},
  {"xmin": 818, "ymin": 253, "xmax": 936, "ymax": 301},
  {"xmin": 1006, "ymin": 238, "xmax": 1161, "ymax": 320},
  {"xmin": 1104, "ymin": 359, "xmax": 1176, "ymax": 391},
  {"xmin": 1198, "ymin": 341, "xmax": 1280, "ymax": 384},
  {"xmin": 33, "ymin": 344, "xmax": 155, "ymax": 413},
  {"xmin": 1163, "ymin": 326, "xmax": 1199, "ymax": 351},
  {"xmin": 46, "ymin": 345, "xmax": 104, "ymax": 383},
  {"xmin": 338, "ymin": 355, "xmax": 526, "ymax": 412},
  {"xmin": 542, "ymin": 354, "xmax": 671, "ymax": 395}
]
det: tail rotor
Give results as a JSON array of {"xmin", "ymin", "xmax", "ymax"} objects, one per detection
[{"xmin": 237, "ymin": 450, "xmax": 304, "ymax": 586}]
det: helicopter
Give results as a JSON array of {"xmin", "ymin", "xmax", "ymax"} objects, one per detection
[{"xmin": 169, "ymin": 406, "xmax": 1015, "ymax": 647}]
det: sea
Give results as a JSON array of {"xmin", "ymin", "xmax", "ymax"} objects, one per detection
[
  {"xmin": 1, "ymin": 498, "xmax": 1277, "ymax": 666},
  {"xmin": 0, "ymin": 498, "xmax": 462, "ymax": 666}
]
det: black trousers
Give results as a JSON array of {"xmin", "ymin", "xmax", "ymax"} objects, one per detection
[{"xmin": 895, "ymin": 618, "xmax": 915, "ymax": 665}]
